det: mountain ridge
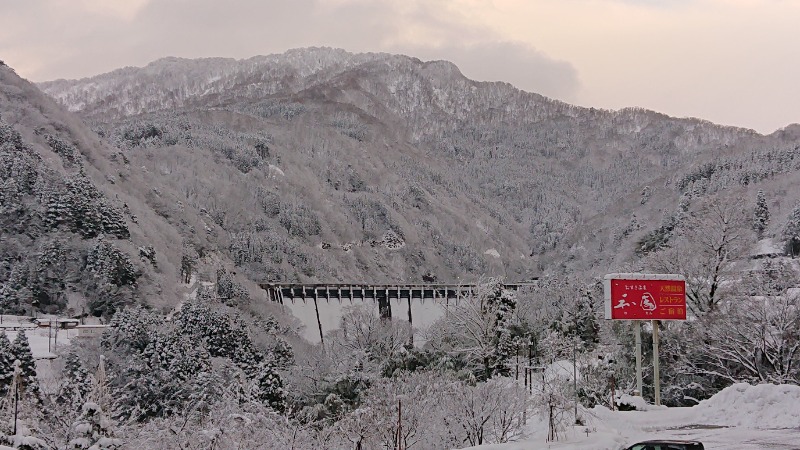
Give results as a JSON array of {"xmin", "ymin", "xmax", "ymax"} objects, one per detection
[
  {"xmin": 24, "ymin": 47, "xmax": 800, "ymax": 286},
  {"xmin": 39, "ymin": 47, "xmax": 775, "ymax": 137}
]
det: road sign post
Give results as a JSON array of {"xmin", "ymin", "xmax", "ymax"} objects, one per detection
[
  {"xmin": 604, "ymin": 274, "xmax": 686, "ymax": 406},
  {"xmin": 634, "ymin": 320, "xmax": 642, "ymax": 396},
  {"xmin": 652, "ymin": 319, "xmax": 660, "ymax": 406}
]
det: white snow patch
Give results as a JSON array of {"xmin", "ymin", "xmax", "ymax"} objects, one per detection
[
  {"xmin": 484, "ymin": 248, "xmax": 501, "ymax": 259},
  {"xmin": 3, "ymin": 327, "xmax": 74, "ymax": 359},
  {"xmin": 691, "ymin": 382, "xmax": 800, "ymax": 429},
  {"xmin": 268, "ymin": 164, "xmax": 285, "ymax": 177},
  {"xmin": 753, "ymin": 238, "xmax": 781, "ymax": 256},
  {"xmin": 544, "ymin": 360, "xmax": 580, "ymax": 383}
]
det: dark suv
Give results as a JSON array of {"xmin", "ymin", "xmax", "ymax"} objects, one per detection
[{"xmin": 624, "ymin": 440, "xmax": 705, "ymax": 450}]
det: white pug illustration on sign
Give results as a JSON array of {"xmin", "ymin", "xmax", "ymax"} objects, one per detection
[{"xmin": 641, "ymin": 292, "xmax": 657, "ymax": 312}]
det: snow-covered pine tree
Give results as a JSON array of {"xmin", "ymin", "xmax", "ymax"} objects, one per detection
[
  {"xmin": 488, "ymin": 281, "xmax": 516, "ymax": 378},
  {"xmin": 250, "ymin": 362, "xmax": 286, "ymax": 413},
  {"xmin": 44, "ymin": 134, "xmax": 82, "ymax": 168},
  {"xmin": 214, "ymin": 267, "xmax": 249, "ymax": 303},
  {"xmin": 556, "ymin": 286, "xmax": 600, "ymax": 349},
  {"xmin": 0, "ymin": 333, "xmax": 13, "ymax": 397},
  {"xmin": 114, "ymin": 329, "xmax": 212, "ymax": 422},
  {"xmin": 56, "ymin": 353, "xmax": 93, "ymax": 412},
  {"xmin": 172, "ymin": 301, "xmax": 264, "ymax": 375},
  {"xmin": 42, "ymin": 183, "xmax": 72, "ymax": 230},
  {"xmin": 753, "ymin": 189, "xmax": 770, "ymax": 239},
  {"xmin": 144, "ymin": 331, "xmax": 212, "ymax": 383},
  {"xmin": 10, "ymin": 331, "xmax": 40, "ymax": 400},
  {"xmin": 0, "ymin": 353, "xmax": 47, "ymax": 448},
  {"xmin": 67, "ymin": 402, "xmax": 121, "ymax": 450},
  {"xmin": 173, "ymin": 301, "xmax": 235, "ymax": 356},
  {"xmin": 269, "ymin": 336, "xmax": 294, "ymax": 370},
  {"xmin": 85, "ymin": 238, "xmax": 138, "ymax": 289},
  {"xmin": 51, "ymin": 172, "xmax": 130, "ymax": 239},
  {"xmin": 101, "ymin": 306, "xmax": 161, "ymax": 353},
  {"xmin": 782, "ymin": 202, "xmax": 800, "ymax": 257}
]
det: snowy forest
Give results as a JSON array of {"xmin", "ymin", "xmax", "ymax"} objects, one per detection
[{"xmin": 1, "ymin": 48, "xmax": 800, "ymax": 448}]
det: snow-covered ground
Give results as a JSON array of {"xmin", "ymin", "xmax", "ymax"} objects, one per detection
[
  {"xmin": 461, "ymin": 383, "xmax": 800, "ymax": 450},
  {"xmin": 1, "ymin": 325, "xmax": 76, "ymax": 359}
]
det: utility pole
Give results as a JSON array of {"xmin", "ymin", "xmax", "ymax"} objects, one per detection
[
  {"xmin": 12, "ymin": 360, "xmax": 20, "ymax": 436},
  {"xmin": 573, "ymin": 336, "xmax": 578, "ymax": 424},
  {"xmin": 396, "ymin": 398, "xmax": 403, "ymax": 450}
]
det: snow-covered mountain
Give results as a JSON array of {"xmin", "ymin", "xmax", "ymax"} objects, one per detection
[{"xmin": 31, "ymin": 48, "xmax": 800, "ymax": 284}]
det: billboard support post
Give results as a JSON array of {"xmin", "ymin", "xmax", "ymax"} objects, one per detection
[
  {"xmin": 652, "ymin": 319, "xmax": 661, "ymax": 406},
  {"xmin": 634, "ymin": 320, "xmax": 642, "ymax": 396}
]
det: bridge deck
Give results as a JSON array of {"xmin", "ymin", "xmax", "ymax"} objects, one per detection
[
  {"xmin": 257, "ymin": 282, "xmax": 537, "ymax": 304},
  {"xmin": 257, "ymin": 281, "xmax": 537, "ymax": 347}
]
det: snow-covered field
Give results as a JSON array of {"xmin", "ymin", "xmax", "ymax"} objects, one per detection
[{"xmin": 462, "ymin": 383, "xmax": 800, "ymax": 450}]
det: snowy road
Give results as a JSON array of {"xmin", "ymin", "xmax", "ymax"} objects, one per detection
[
  {"xmin": 635, "ymin": 423, "xmax": 800, "ymax": 450},
  {"xmin": 462, "ymin": 383, "xmax": 800, "ymax": 450}
]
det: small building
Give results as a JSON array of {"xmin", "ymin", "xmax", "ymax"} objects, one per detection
[
  {"xmin": 751, "ymin": 238, "xmax": 783, "ymax": 260},
  {"xmin": 34, "ymin": 318, "xmax": 80, "ymax": 329},
  {"xmin": 75, "ymin": 324, "xmax": 109, "ymax": 338}
]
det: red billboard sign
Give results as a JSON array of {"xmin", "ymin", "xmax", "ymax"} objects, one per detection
[{"xmin": 604, "ymin": 275, "xmax": 686, "ymax": 320}]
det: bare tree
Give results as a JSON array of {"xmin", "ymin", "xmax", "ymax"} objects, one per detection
[
  {"xmin": 426, "ymin": 278, "xmax": 516, "ymax": 379},
  {"xmin": 688, "ymin": 284, "xmax": 800, "ymax": 384},
  {"xmin": 328, "ymin": 305, "xmax": 410, "ymax": 362},
  {"xmin": 647, "ymin": 196, "xmax": 752, "ymax": 316}
]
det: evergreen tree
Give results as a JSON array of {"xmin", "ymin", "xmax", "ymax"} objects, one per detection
[
  {"xmin": 101, "ymin": 306, "xmax": 161, "ymax": 353},
  {"xmin": 269, "ymin": 336, "xmax": 294, "ymax": 370},
  {"xmin": 11, "ymin": 330, "xmax": 40, "ymax": 400},
  {"xmin": 85, "ymin": 238, "xmax": 138, "ymax": 289},
  {"xmin": 115, "ymin": 330, "xmax": 212, "ymax": 422},
  {"xmin": 143, "ymin": 331, "xmax": 211, "ymax": 383},
  {"xmin": 57, "ymin": 353, "xmax": 93, "ymax": 411},
  {"xmin": 488, "ymin": 283, "xmax": 516, "ymax": 377},
  {"xmin": 250, "ymin": 362, "xmax": 286, "ymax": 413},
  {"xmin": 556, "ymin": 286, "xmax": 600, "ymax": 349},
  {"xmin": 67, "ymin": 402, "xmax": 122, "ymax": 450},
  {"xmin": 215, "ymin": 267, "xmax": 249, "ymax": 303},
  {"xmin": 782, "ymin": 202, "xmax": 800, "ymax": 257},
  {"xmin": 0, "ymin": 333, "xmax": 13, "ymax": 397},
  {"xmin": 173, "ymin": 301, "xmax": 263, "ymax": 374},
  {"xmin": 753, "ymin": 189, "xmax": 770, "ymax": 239}
]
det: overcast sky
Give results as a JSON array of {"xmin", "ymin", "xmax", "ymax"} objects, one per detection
[{"xmin": 1, "ymin": 0, "xmax": 798, "ymax": 133}]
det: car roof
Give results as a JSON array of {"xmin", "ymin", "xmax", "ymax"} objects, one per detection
[{"xmin": 635, "ymin": 440, "xmax": 703, "ymax": 444}]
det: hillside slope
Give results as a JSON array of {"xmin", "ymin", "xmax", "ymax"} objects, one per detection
[
  {"xmin": 36, "ymin": 48, "xmax": 800, "ymax": 284},
  {"xmin": 0, "ymin": 61, "xmax": 282, "ymax": 319}
]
